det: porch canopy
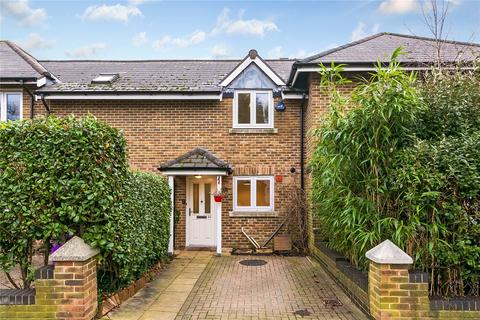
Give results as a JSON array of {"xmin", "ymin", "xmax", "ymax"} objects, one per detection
[
  {"xmin": 158, "ymin": 147, "xmax": 231, "ymax": 256},
  {"xmin": 158, "ymin": 147, "xmax": 231, "ymax": 176}
]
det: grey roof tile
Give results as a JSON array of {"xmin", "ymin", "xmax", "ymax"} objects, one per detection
[
  {"xmin": 299, "ymin": 33, "xmax": 480, "ymax": 65},
  {"xmin": 0, "ymin": 41, "xmax": 49, "ymax": 79},
  {"xmin": 36, "ymin": 59, "xmax": 295, "ymax": 93},
  {"xmin": 159, "ymin": 147, "xmax": 230, "ymax": 171}
]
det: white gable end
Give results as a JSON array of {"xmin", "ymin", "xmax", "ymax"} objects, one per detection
[{"xmin": 220, "ymin": 50, "xmax": 286, "ymax": 87}]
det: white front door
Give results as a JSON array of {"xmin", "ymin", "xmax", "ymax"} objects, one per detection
[{"xmin": 187, "ymin": 177, "xmax": 216, "ymax": 247}]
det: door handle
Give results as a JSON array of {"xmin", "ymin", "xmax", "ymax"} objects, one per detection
[{"xmin": 189, "ymin": 208, "xmax": 192, "ymax": 216}]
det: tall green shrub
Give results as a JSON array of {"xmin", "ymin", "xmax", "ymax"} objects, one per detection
[
  {"xmin": 390, "ymin": 69, "xmax": 480, "ymax": 296},
  {"xmin": 0, "ymin": 115, "xmax": 172, "ymax": 294},
  {"xmin": 94, "ymin": 171, "xmax": 171, "ymax": 294},
  {"xmin": 310, "ymin": 49, "xmax": 421, "ymax": 267},
  {"xmin": 0, "ymin": 115, "xmax": 128, "ymax": 288},
  {"xmin": 310, "ymin": 52, "xmax": 480, "ymax": 296}
]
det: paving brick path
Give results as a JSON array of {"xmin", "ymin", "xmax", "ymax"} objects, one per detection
[
  {"xmin": 108, "ymin": 253, "xmax": 366, "ymax": 320},
  {"xmin": 175, "ymin": 255, "xmax": 366, "ymax": 320}
]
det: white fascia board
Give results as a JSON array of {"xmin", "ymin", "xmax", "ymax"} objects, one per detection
[
  {"xmin": 290, "ymin": 65, "xmax": 476, "ymax": 86},
  {"xmin": 42, "ymin": 93, "xmax": 223, "ymax": 100},
  {"xmin": 220, "ymin": 57, "xmax": 286, "ymax": 87},
  {"xmin": 162, "ymin": 170, "xmax": 229, "ymax": 176},
  {"xmin": 291, "ymin": 66, "xmax": 378, "ymax": 85},
  {"xmin": 281, "ymin": 92, "xmax": 308, "ymax": 100}
]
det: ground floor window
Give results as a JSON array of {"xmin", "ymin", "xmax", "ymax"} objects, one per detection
[
  {"xmin": 0, "ymin": 92, "xmax": 22, "ymax": 121},
  {"xmin": 233, "ymin": 176, "xmax": 274, "ymax": 211}
]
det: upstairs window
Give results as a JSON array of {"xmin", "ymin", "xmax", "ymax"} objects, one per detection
[
  {"xmin": 233, "ymin": 90, "xmax": 273, "ymax": 128},
  {"xmin": 0, "ymin": 92, "xmax": 22, "ymax": 121}
]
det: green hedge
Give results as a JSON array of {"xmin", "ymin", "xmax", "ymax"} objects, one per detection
[
  {"xmin": 94, "ymin": 171, "xmax": 171, "ymax": 293},
  {"xmin": 0, "ymin": 115, "xmax": 171, "ymax": 294},
  {"xmin": 0, "ymin": 115, "xmax": 128, "ymax": 288},
  {"xmin": 310, "ymin": 52, "xmax": 480, "ymax": 297}
]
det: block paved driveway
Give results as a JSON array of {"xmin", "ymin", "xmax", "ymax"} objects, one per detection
[
  {"xmin": 109, "ymin": 252, "xmax": 366, "ymax": 320},
  {"xmin": 177, "ymin": 254, "xmax": 365, "ymax": 320}
]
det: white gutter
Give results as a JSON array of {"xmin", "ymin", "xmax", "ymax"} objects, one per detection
[
  {"xmin": 161, "ymin": 170, "xmax": 229, "ymax": 176},
  {"xmin": 290, "ymin": 65, "xmax": 477, "ymax": 86},
  {"xmin": 42, "ymin": 93, "xmax": 223, "ymax": 100},
  {"xmin": 281, "ymin": 92, "xmax": 308, "ymax": 100}
]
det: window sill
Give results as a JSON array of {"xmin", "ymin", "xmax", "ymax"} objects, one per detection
[
  {"xmin": 229, "ymin": 211, "xmax": 278, "ymax": 217},
  {"xmin": 229, "ymin": 128, "xmax": 278, "ymax": 134}
]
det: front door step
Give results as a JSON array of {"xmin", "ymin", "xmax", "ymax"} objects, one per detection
[{"xmin": 185, "ymin": 246, "xmax": 216, "ymax": 251}]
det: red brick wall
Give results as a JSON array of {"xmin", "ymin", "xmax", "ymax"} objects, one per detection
[
  {"xmin": 304, "ymin": 73, "xmax": 356, "ymax": 247},
  {"xmin": 45, "ymin": 97, "xmax": 302, "ymax": 249}
]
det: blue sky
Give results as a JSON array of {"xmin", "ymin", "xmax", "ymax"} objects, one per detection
[{"xmin": 1, "ymin": 0, "xmax": 479, "ymax": 60}]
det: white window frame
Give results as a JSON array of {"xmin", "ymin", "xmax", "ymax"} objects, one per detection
[
  {"xmin": 233, "ymin": 176, "xmax": 274, "ymax": 212},
  {"xmin": 233, "ymin": 90, "xmax": 274, "ymax": 129},
  {"xmin": 0, "ymin": 91, "xmax": 23, "ymax": 121}
]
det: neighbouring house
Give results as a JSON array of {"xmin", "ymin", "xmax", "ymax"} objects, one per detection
[{"xmin": 1, "ymin": 33, "xmax": 479, "ymax": 255}]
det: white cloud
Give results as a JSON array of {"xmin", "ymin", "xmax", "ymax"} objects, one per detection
[
  {"xmin": 17, "ymin": 33, "xmax": 54, "ymax": 50},
  {"xmin": 267, "ymin": 46, "xmax": 316, "ymax": 59},
  {"xmin": 212, "ymin": 8, "xmax": 278, "ymax": 37},
  {"xmin": 0, "ymin": 0, "xmax": 47, "ymax": 26},
  {"xmin": 132, "ymin": 31, "xmax": 148, "ymax": 46},
  {"xmin": 212, "ymin": 44, "xmax": 229, "ymax": 58},
  {"xmin": 82, "ymin": 4, "xmax": 141, "ymax": 22},
  {"xmin": 267, "ymin": 46, "xmax": 284, "ymax": 58},
  {"xmin": 153, "ymin": 30, "xmax": 206, "ymax": 49},
  {"xmin": 66, "ymin": 43, "xmax": 106, "ymax": 58},
  {"xmin": 351, "ymin": 22, "xmax": 380, "ymax": 41},
  {"xmin": 292, "ymin": 49, "xmax": 317, "ymax": 59},
  {"xmin": 378, "ymin": 0, "xmax": 419, "ymax": 14},
  {"xmin": 128, "ymin": 0, "xmax": 148, "ymax": 5}
]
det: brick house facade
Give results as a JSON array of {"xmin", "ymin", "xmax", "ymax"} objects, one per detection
[{"xmin": 1, "ymin": 33, "xmax": 478, "ymax": 254}]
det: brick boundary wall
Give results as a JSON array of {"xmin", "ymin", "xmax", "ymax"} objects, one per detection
[
  {"xmin": 310, "ymin": 234, "xmax": 480, "ymax": 320},
  {"xmin": 366, "ymin": 240, "xmax": 480, "ymax": 320},
  {"xmin": 0, "ymin": 236, "xmax": 99, "ymax": 320},
  {"xmin": 311, "ymin": 240, "xmax": 370, "ymax": 316}
]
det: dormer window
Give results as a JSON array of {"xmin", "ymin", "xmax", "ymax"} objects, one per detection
[
  {"xmin": 233, "ymin": 90, "xmax": 273, "ymax": 128},
  {"xmin": 91, "ymin": 73, "xmax": 119, "ymax": 84}
]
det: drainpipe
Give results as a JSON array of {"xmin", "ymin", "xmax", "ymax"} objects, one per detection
[
  {"xmin": 300, "ymin": 93, "xmax": 307, "ymax": 191},
  {"xmin": 40, "ymin": 94, "xmax": 51, "ymax": 114}
]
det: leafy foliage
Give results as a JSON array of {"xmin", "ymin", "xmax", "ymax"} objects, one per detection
[
  {"xmin": 0, "ymin": 115, "xmax": 171, "ymax": 294},
  {"xmin": 95, "ymin": 171, "xmax": 171, "ymax": 294},
  {"xmin": 0, "ymin": 115, "xmax": 128, "ymax": 288},
  {"xmin": 310, "ymin": 52, "xmax": 480, "ymax": 296}
]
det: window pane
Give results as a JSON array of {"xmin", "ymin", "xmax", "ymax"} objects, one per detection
[
  {"xmin": 204, "ymin": 184, "xmax": 211, "ymax": 214},
  {"xmin": 6, "ymin": 94, "xmax": 21, "ymax": 121},
  {"xmin": 236, "ymin": 179, "xmax": 251, "ymax": 207},
  {"xmin": 256, "ymin": 179, "xmax": 271, "ymax": 207},
  {"xmin": 193, "ymin": 183, "xmax": 199, "ymax": 213},
  {"xmin": 237, "ymin": 93, "xmax": 251, "ymax": 124},
  {"xmin": 255, "ymin": 93, "xmax": 269, "ymax": 124}
]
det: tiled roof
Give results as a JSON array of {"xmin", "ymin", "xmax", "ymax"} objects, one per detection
[
  {"xmin": 0, "ymin": 41, "xmax": 50, "ymax": 79},
  {"xmin": 37, "ymin": 59, "xmax": 295, "ymax": 93},
  {"xmin": 159, "ymin": 148, "xmax": 230, "ymax": 171},
  {"xmin": 299, "ymin": 33, "xmax": 480, "ymax": 65}
]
